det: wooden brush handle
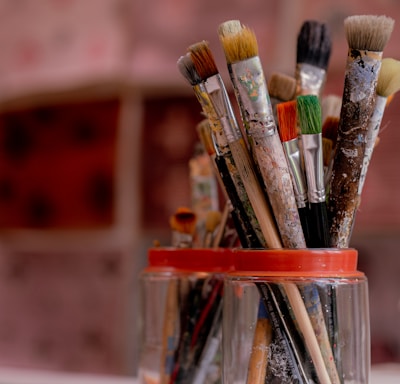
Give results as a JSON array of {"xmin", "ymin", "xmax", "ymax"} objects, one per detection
[
  {"xmin": 283, "ymin": 282, "xmax": 334, "ymax": 384},
  {"xmin": 251, "ymin": 133, "xmax": 306, "ymax": 248},
  {"xmin": 328, "ymin": 49, "xmax": 382, "ymax": 248},
  {"xmin": 229, "ymin": 138, "xmax": 282, "ymax": 248}
]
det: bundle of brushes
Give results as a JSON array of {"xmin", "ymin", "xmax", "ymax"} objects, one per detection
[
  {"xmin": 174, "ymin": 12, "xmax": 396, "ymax": 384},
  {"xmin": 151, "ymin": 206, "xmax": 229, "ymax": 384}
]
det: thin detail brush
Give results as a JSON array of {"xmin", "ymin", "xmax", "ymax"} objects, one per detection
[
  {"xmin": 358, "ymin": 57, "xmax": 400, "ymax": 196},
  {"xmin": 218, "ymin": 20, "xmax": 306, "ymax": 249},
  {"xmin": 276, "ymin": 100, "xmax": 311, "ymax": 246},
  {"xmin": 328, "ymin": 15, "xmax": 395, "ymax": 248},
  {"xmin": 196, "ymin": 119, "xmax": 243, "ymax": 247},
  {"xmin": 188, "ymin": 41, "xmax": 282, "ymax": 249},
  {"xmin": 203, "ymin": 210, "xmax": 222, "ymax": 248},
  {"xmin": 295, "ymin": 20, "xmax": 332, "ymax": 97},
  {"xmin": 322, "ymin": 116, "xmax": 340, "ymax": 192}
]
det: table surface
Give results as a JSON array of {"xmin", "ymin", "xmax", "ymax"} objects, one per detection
[{"xmin": 0, "ymin": 364, "xmax": 398, "ymax": 383}]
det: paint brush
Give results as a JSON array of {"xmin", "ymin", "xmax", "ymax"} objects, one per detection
[
  {"xmin": 195, "ymin": 119, "xmax": 243, "ymax": 247},
  {"xmin": 160, "ymin": 208, "xmax": 198, "ymax": 384},
  {"xmin": 245, "ymin": 300, "xmax": 272, "ymax": 384},
  {"xmin": 320, "ymin": 95, "xmax": 342, "ymax": 193},
  {"xmin": 276, "ymin": 100, "xmax": 311, "ymax": 246},
  {"xmin": 169, "ymin": 207, "xmax": 197, "ymax": 248},
  {"xmin": 203, "ymin": 210, "xmax": 222, "ymax": 248},
  {"xmin": 218, "ymin": 20, "xmax": 306, "ymax": 248},
  {"xmin": 322, "ymin": 116, "xmax": 340, "ymax": 192},
  {"xmin": 358, "ymin": 57, "xmax": 400, "ymax": 196},
  {"xmin": 328, "ymin": 15, "xmax": 395, "ymax": 248},
  {"xmin": 295, "ymin": 20, "xmax": 332, "ymax": 98},
  {"xmin": 178, "ymin": 53, "xmax": 266, "ymax": 248},
  {"xmin": 268, "ymin": 72, "xmax": 297, "ymax": 126},
  {"xmin": 187, "ymin": 41, "xmax": 282, "ymax": 249},
  {"xmin": 268, "ymin": 72, "xmax": 297, "ymax": 103},
  {"xmin": 321, "ymin": 95, "xmax": 342, "ymax": 127},
  {"xmin": 297, "ymin": 94, "xmax": 330, "ymax": 248}
]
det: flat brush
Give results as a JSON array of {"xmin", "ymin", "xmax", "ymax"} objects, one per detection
[
  {"xmin": 268, "ymin": 72, "xmax": 297, "ymax": 126},
  {"xmin": 296, "ymin": 20, "xmax": 332, "ymax": 97},
  {"xmin": 276, "ymin": 100, "xmax": 311, "ymax": 246},
  {"xmin": 297, "ymin": 94, "xmax": 330, "ymax": 248},
  {"xmin": 321, "ymin": 94, "xmax": 342, "ymax": 127},
  {"xmin": 218, "ymin": 20, "xmax": 306, "ymax": 249},
  {"xmin": 358, "ymin": 57, "xmax": 400, "ymax": 196},
  {"xmin": 178, "ymin": 54, "xmax": 265, "ymax": 248},
  {"xmin": 268, "ymin": 72, "xmax": 297, "ymax": 102},
  {"xmin": 328, "ymin": 15, "xmax": 395, "ymax": 248},
  {"xmin": 188, "ymin": 41, "xmax": 282, "ymax": 249}
]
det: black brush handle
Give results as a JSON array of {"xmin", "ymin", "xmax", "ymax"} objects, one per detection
[
  {"xmin": 298, "ymin": 205, "xmax": 312, "ymax": 247},
  {"xmin": 214, "ymin": 155, "xmax": 262, "ymax": 248},
  {"xmin": 309, "ymin": 201, "xmax": 330, "ymax": 248}
]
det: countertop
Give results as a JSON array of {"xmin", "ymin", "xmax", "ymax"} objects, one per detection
[{"xmin": 0, "ymin": 364, "xmax": 398, "ymax": 383}]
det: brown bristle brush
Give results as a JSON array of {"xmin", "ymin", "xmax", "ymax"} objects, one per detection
[{"xmin": 169, "ymin": 206, "xmax": 197, "ymax": 248}]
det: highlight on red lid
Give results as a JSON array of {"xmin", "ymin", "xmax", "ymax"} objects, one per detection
[
  {"xmin": 147, "ymin": 247, "xmax": 235, "ymax": 272},
  {"xmin": 232, "ymin": 248, "xmax": 359, "ymax": 275}
]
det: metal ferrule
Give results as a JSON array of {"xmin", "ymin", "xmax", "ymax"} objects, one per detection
[
  {"xmin": 282, "ymin": 139, "xmax": 308, "ymax": 209},
  {"xmin": 204, "ymin": 74, "xmax": 243, "ymax": 143},
  {"xmin": 192, "ymin": 83, "xmax": 231, "ymax": 156},
  {"xmin": 295, "ymin": 63, "xmax": 326, "ymax": 97},
  {"xmin": 210, "ymin": 122, "xmax": 231, "ymax": 157},
  {"xmin": 229, "ymin": 57, "xmax": 276, "ymax": 140},
  {"xmin": 302, "ymin": 133, "xmax": 325, "ymax": 203}
]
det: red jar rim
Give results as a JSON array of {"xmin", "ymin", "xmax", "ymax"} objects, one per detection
[
  {"xmin": 147, "ymin": 247, "xmax": 235, "ymax": 272},
  {"xmin": 232, "ymin": 248, "xmax": 360, "ymax": 275}
]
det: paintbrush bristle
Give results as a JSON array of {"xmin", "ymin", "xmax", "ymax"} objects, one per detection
[
  {"xmin": 321, "ymin": 94, "xmax": 342, "ymax": 123},
  {"xmin": 196, "ymin": 119, "xmax": 215, "ymax": 157},
  {"xmin": 188, "ymin": 40, "xmax": 219, "ymax": 80},
  {"xmin": 277, "ymin": 101, "xmax": 298, "ymax": 142},
  {"xmin": 376, "ymin": 57, "xmax": 400, "ymax": 97},
  {"xmin": 169, "ymin": 207, "xmax": 197, "ymax": 235},
  {"xmin": 218, "ymin": 21, "xmax": 258, "ymax": 64},
  {"xmin": 296, "ymin": 20, "xmax": 332, "ymax": 69},
  {"xmin": 218, "ymin": 20, "xmax": 242, "ymax": 37},
  {"xmin": 268, "ymin": 72, "xmax": 297, "ymax": 101},
  {"xmin": 322, "ymin": 138, "xmax": 333, "ymax": 167},
  {"xmin": 297, "ymin": 95, "xmax": 322, "ymax": 134},
  {"xmin": 177, "ymin": 53, "xmax": 202, "ymax": 86},
  {"xmin": 344, "ymin": 15, "xmax": 395, "ymax": 51},
  {"xmin": 205, "ymin": 210, "xmax": 222, "ymax": 232},
  {"xmin": 322, "ymin": 116, "xmax": 339, "ymax": 147}
]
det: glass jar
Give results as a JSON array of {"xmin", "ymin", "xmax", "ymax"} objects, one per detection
[
  {"xmin": 138, "ymin": 247, "xmax": 234, "ymax": 384},
  {"xmin": 223, "ymin": 248, "xmax": 370, "ymax": 384}
]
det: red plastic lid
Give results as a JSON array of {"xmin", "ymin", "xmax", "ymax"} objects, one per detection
[
  {"xmin": 232, "ymin": 248, "xmax": 362, "ymax": 277},
  {"xmin": 146, "ymin": 247, "xmax": 235, "ymax": 272}
]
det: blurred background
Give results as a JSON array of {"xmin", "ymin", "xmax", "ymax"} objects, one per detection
[{"xmin": 0, "ymin": 0, "xmax": 399, "ymax": 379}]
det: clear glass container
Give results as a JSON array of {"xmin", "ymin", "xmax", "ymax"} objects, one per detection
[
  {"xmin": 138, "ymin": 247, "xmax": 234, "ymax": 384},
  {"xmin": 223, "ymin": 248, "xmax": 370, "ymax": 384}
]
